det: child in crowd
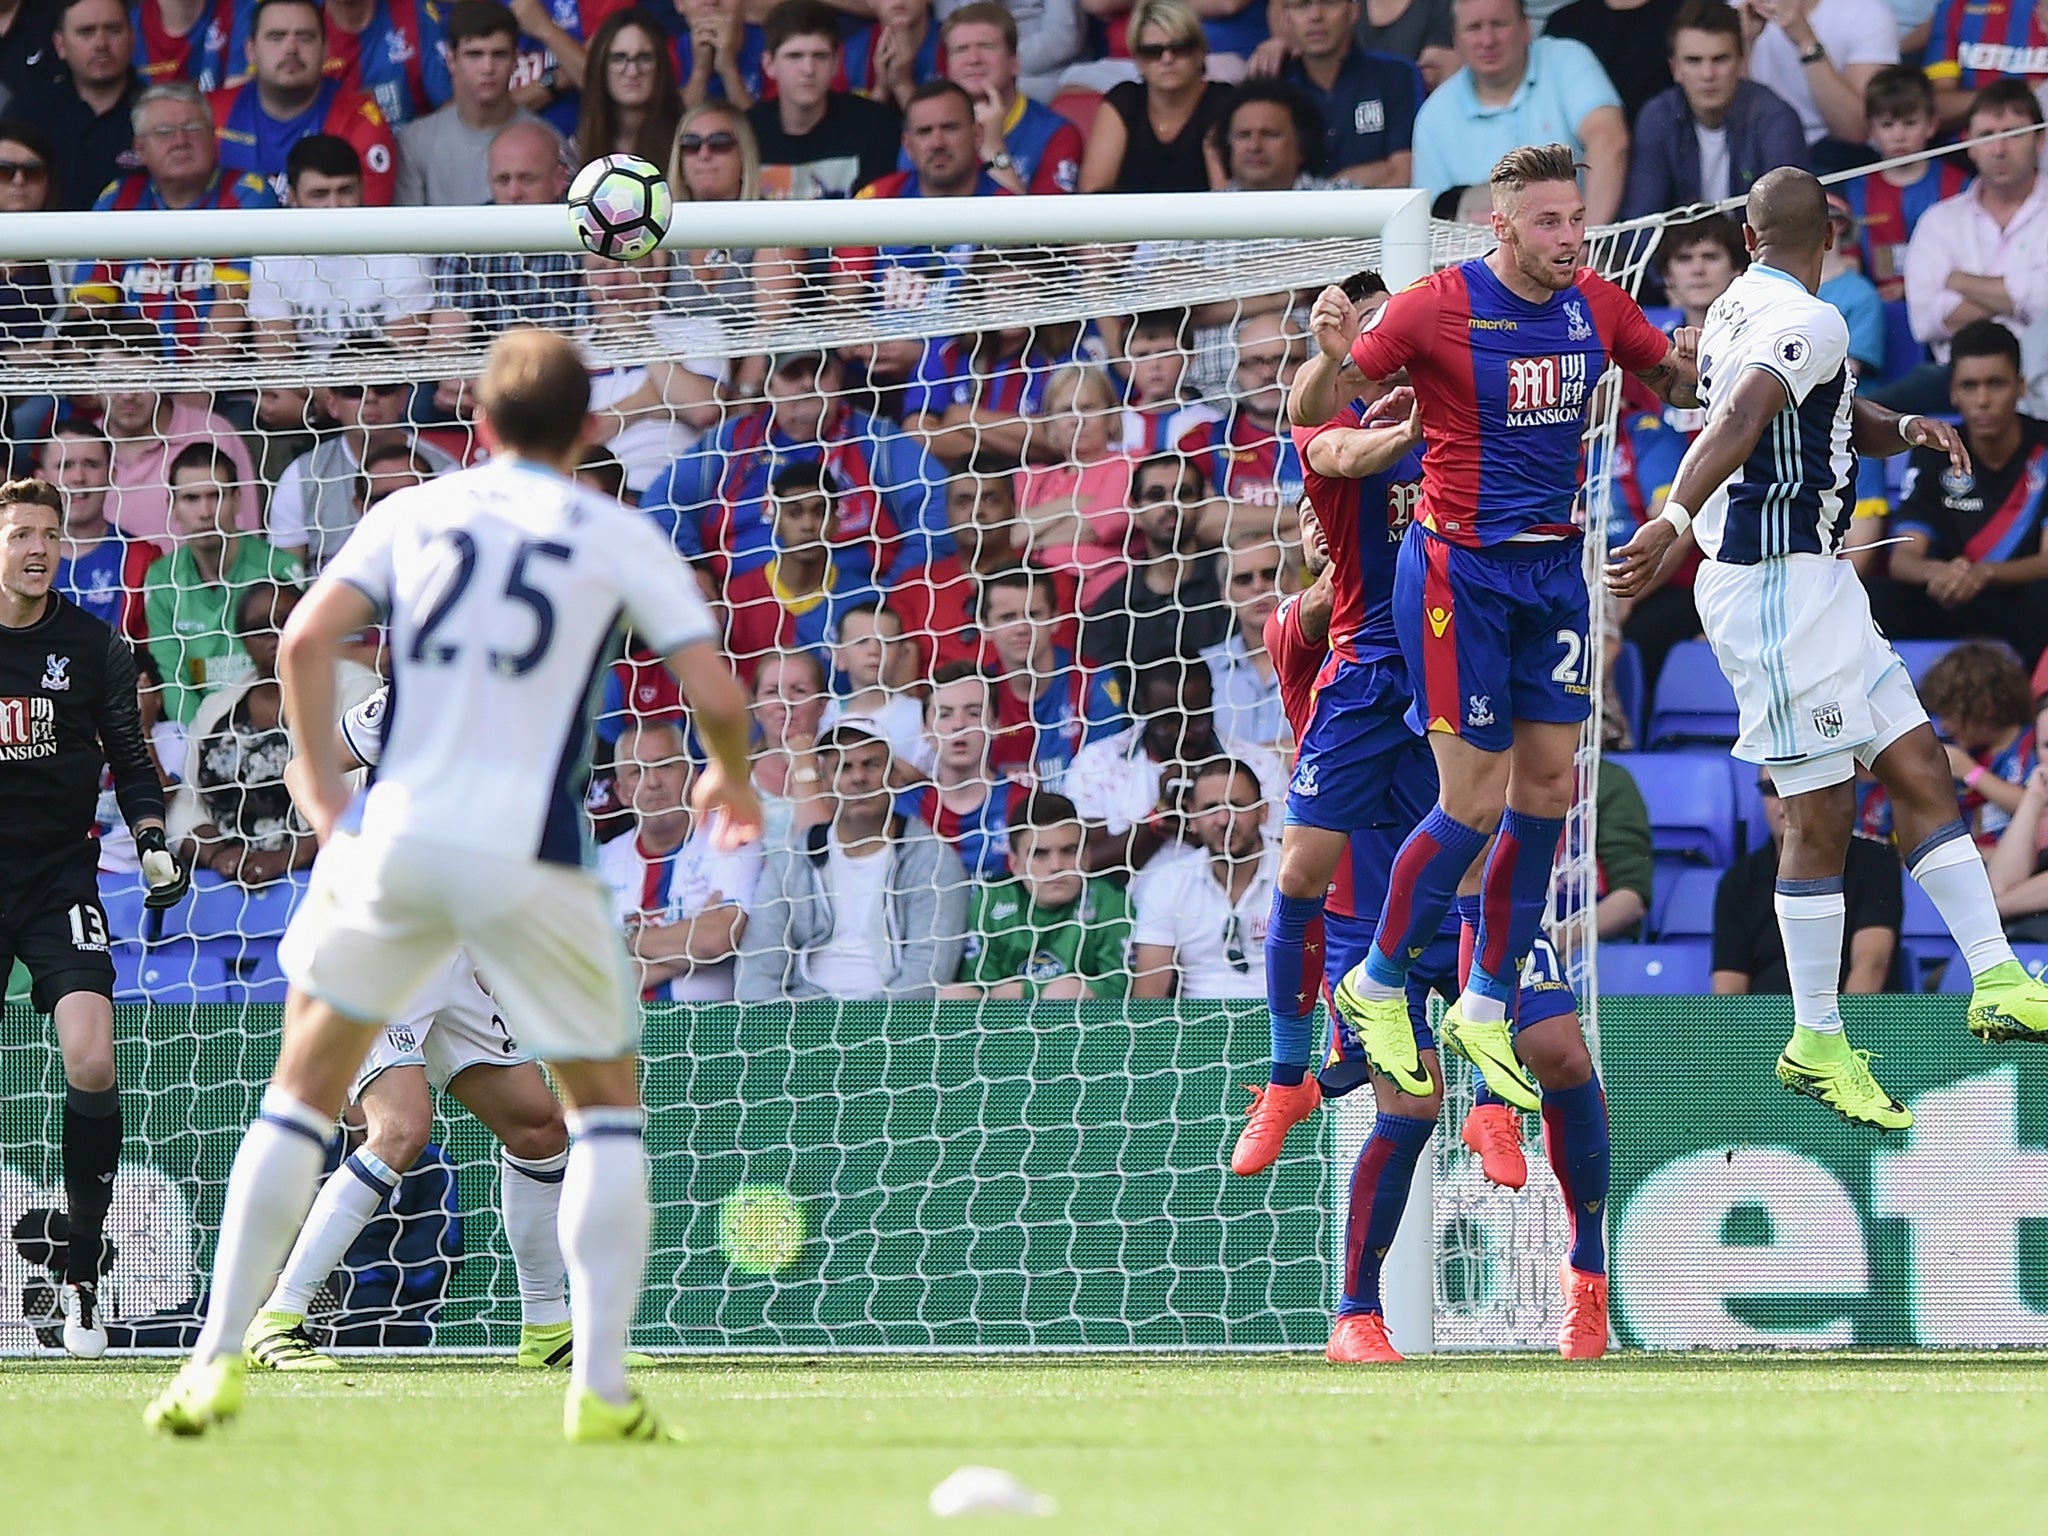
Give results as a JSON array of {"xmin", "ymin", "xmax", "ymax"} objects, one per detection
[
  {"xmin": 1117, "ymin": 308, "xmax": 1219, "ymax": 455},
  {"xmin": 1921, "ymin": 641, "xmax": 2038, "ymax": 848},
  {"xmin": 1844, "ymin": 67, "xmax": 1968, "ymax": 304},
  {"xmin": 820, "ymin": 600, "xmax": 927, "ymax": 768}
]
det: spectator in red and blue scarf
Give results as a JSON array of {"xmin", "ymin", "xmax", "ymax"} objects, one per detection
[
  {"xmin": 644, "ymin": 348, "xmax": 948, "ymax": 584},
  {"xmin": 211, "ymin": 0, "xmax": 397, "ymax": 202},
  {"xmin": 80, "ymin": 82, "xmax": 276, "ymax": 359}
]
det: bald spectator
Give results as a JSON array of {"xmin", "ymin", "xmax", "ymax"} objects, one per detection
[
  {"xmin": 1410, "ymin": 0, "xmax": 1629, "ymax": 225},
  {"xmin": 395, "ymin": 1, "xmax": 541, "ymax": 207},
  {"xmin": 429, "ymin": 121, "xmax": 585, "ymax": 344}
]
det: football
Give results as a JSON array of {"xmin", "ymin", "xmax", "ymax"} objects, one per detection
[{"xmin": 567, "ymin": 154, "xmax": 674, "ymax": 263}]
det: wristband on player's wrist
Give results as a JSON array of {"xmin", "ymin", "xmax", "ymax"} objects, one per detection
[
  {"xmin": 1656, "ymin": 500, "xmax": 1693, "ymax": 536},
  {"xmin": 1897, "ymin": 413, "xmax": 1923, "ymax": 443}
]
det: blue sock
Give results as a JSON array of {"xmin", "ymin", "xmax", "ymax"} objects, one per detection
[
  {"xmin": 1339, "ymin": 1113, "xmax": 1436, "ymax": 1315},
  {"xmin": 1265, "ymin": 890, "xmax": 1327, "ymax": 1086},
  {"xmin": 1363, "ymin": 810, "xmax": 1488, "ymax": 990},
  {"xmin": 1470, "ymin": 808, "xmax": 1566, "ymax": 1006},
  {"xmin": 1542, "ymin": 1075, "xmax": 1610, "ymax": 1275},
  {"xmin": 1470, "ymin": 1070, "xmax": 1505, "ymax": 1110}
]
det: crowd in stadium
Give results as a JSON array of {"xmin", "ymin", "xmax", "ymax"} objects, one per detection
[{"xmin": 1, "ymin": 0, "xmax": 2046, "ymax": 1008}]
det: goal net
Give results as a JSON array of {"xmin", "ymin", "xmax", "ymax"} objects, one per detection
[{"xmin": 0, "ymin": 191, "xmax": 1655, "ymax": 1355}]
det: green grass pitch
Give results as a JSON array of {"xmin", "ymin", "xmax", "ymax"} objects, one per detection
[{"xmin": 10, "ymin": 1355, "xmax": 2045, "ymax": 1532}]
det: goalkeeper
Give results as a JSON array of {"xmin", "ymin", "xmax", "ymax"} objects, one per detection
[
  {"xmin": 945, "ymin": 791, "xmax": 1132, "ymax": 1000},
  {"xmin": 0, "ymin": 479, "xmax": 188, "ymax": 1359}
]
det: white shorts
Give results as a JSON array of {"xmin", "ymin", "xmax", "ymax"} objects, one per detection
[
  {"xmin": 1695, "ymin": 553, "xmax": 1928, "ymax": 795},
  {"xmin": 280, "ymin": 834, "xmax": 641, "ymax": 1062},
  {"xmin": 350, "ymin": 953, "xmax": 530, "ymax": 1099}
]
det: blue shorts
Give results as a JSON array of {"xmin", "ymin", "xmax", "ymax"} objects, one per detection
[
  {"xmin": 1394, "ymin": 528, "xmax": 1592, "ymax": 753},
  {"xmin": 1285, "ymin": 657, "xmax": 1425, "ymax": 834}
]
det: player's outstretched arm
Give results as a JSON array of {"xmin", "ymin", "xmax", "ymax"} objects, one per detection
[
  {"xmin": 667, "ymin": 638, "xmax": 765, "ymax": 850},
  {"xmin": 1850, "ymin": 396, "xmax": 1973, "ymax": 474},
  {"xmin": 1290, "ymin": 284, "xmax": 1365, "ymax": 429},
  {"xmin": 278, "ymin": 581, "xmax": 380, "ymax": 844},
  {"xmin": 1606, "ymin": 367, "xmax": 1787, "ymax": 599},
  {"xmin": 1302, "ymin": 389, "xmax": 1421, "ymax": 480},
  {"xmin": 1633, "ymin": 329, "xmax": 1704, "ymax": 410}
]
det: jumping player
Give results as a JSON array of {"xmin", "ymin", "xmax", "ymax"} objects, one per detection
[
  {"xmin": 145, "ymin": 329, "xmax": 762, "ymax": 1441},
  {"xmin": 1263, "ymin": 456, "xmax": 1611, "ymax": 1359},
  {"xmin": 1609, "ymin": 167, "xmax": 2048, "ymax": 1129},
  {"xmin": 244, "ymin": 686, "xmax": 579, "ymax": 1374},
  {"xmin": 1325, "ymin": 144, "xmax": 1699, "ymax": 1110}
]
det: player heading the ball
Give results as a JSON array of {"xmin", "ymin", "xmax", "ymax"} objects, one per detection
[
  {"xmin": 1327, "ymin": 144, "xmax": 1699, "ymax": 1107},
  {"xmin": 1608, "ymin": 167, "xmax": 2048, "ymax": 1131},
  {"xmin": 146, "ymin": 328, "xmax": 763, "ymax": 1443}
]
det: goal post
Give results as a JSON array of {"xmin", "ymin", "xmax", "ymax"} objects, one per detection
[{"xmin": 0, "ymin": 190, "xmax": 1662, "ymax": 1356}]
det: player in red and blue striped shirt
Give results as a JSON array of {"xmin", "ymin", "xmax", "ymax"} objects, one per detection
[{"xmin": 1325, "ymin": 145, "xmax": 1696, "ymax": 1114}]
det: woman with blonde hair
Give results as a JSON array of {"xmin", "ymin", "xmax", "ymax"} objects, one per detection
[
  {"xmin": 665, "ymin": 100, "xmax": 798, "ymax": 376},
  {"xmin": 1080, "ymin": 0, "xmax": 1234, "ymax": 193},
  {"xmin": 573, "ymin": 8, "xmax": 683, "ymax": 169}
]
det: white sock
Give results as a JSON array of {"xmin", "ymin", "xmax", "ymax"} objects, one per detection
[
  {"xmin": 1455, "ymin": 989, "xmax": 1507, "ymax": 1026},
  {"xmin": 501, "ymin": 1149, "xmax": 571, "ymax": 1328},
  {"xmin": 1908, "ymin": 823, "xmax": 2016, "ymax": 979},
  {"xmin": 559, "ymin": 1109, "xmax": 650, "ymax": 1405},
  {"xmin": 264, "ymin": 1150, "xmax": 399, "ymax": 1317},
  {"xmin": 193, "ymin": 1088, "xmax": 333, "ymax": 1364},
  {"xmin": 1775, "ymin": 882, "xmax": 1846, "ymax": 1035}
]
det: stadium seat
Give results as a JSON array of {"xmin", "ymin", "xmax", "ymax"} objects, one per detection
[
  {"xmin": 1892, "ymin": 639, "xmax": 1956, "ymax": 688},
  {"xmin": 1653, "ymin": 865, "xmax": 1722, "ymax": 941},
  {"xmin": 1731, "ymin": 764, "xmax": 1770, "ymax": 857},
  {"xmin": 1647, "ymin": 640, "xmax": 1740, "ymax": 747},
  {"xmin": 128, "ymin": 944, "xmax": 231, "ymax": 1004},
  {"xmin": 1877, "ymin": 298, "xmax": 1924, "ymax": 386},
  {"xmin": 1612, "ymin": 639, "xmax": 1645, "ymax": 748},
  {"xmin": 1050, "ymin": 87, "xmax": 1101, "ymax": 133},
  {"xmin": 1935, "ymin": 942, "xmax": 2048, "ymax": 993},
  {"xmin": 1598, "ymin": 942, "xmax": 1714, "ymax": 993},
  {"xmin": 184, "ymin": 871, "xmax": 309, "ymax": 942},
  {"xmin": 98, "ymin": 875, "xmax": 148, "ymax": 943},
  {"xmin": 1611, "ymin": 750, "xmax": 1737, "ymax": 865}
]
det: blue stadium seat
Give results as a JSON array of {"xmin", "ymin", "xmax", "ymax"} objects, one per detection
[
  {"xmin": 1877, "ymin": 299, "xmax": 1924, "ymax": 386},
  {"xmin": 183, "ymin": 873, "xmax": 308, "ymax": 942},
  {"xmin": 1612, "ymin": 639, "xmax": 1645, "ymax": 748},
  {"xmin": 1653, "ymin": 865, "xmax": 1722, "ymax": 941},
  {"xmin": 98, "ymin": 874, "xmax": 148, "ymax": 943},
  {"xmin": 1901, "ymin": 879, "xmax": 1944, "ymax": 940},
  {"xmin": 1647, "ymin": 641, "xmax": 1739, "ymax": 747},
  {"xmin": 1598, "ymin": 942, "xmax": 1714, "ymax": 993},
  {"xmin": 1892, "ymin": 639, "xmax": 1957, "ymax": 688},
  {"xmin": 1935, "ymin": 942, "xmax": 2048, "ymax": 992},
  {"xmin": 130, "ymin": 945, "xmax": 231, "ymax": 1004},
  {"xmin": 229, "ymin": 974, "xmax": 292, "ymax": 1005},
  {"xmin": 1731, "ymin": 764, "xmax": 1770, "ymax": 857},
  {"xmin": 1611, "ymin": 750, "xmax": 1737, "ymax": 865}
]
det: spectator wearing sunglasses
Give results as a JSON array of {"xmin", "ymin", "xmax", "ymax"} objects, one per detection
[
  {"xmin": 16, "ymin": 0, "xmax": 140, "ymax": 211},
  {"xmin": 266, "ymin": 338, "xmax": 459, "ymax": 572},
  {"xmin": 0, "ymin": 118, "xmax": 59, "ymax": 377},
  {"xmin": 1130, "ymin": 756, "xmax": 1279, "ymax": 998},
  {"xmin": 1080, "ymin": 0, "xmax": 1235, "ymax": 194},
  {"xmin": 251, "ymin": 136, "xmax": 435, "ymax": 363}
]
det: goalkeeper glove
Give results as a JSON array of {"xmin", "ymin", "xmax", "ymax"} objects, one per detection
[{"xmin": 136, "ymin": 826, "xmax": 191, "ymax": 911}]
